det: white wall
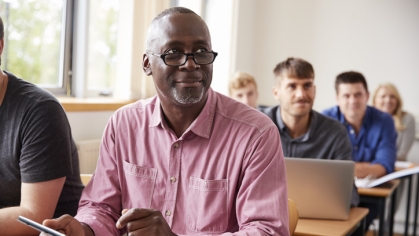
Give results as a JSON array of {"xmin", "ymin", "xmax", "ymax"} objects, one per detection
[
  {"xmin": 233, "ymin": 0, "xmax": 419, "ymax": 114},
  {"xmin": 67, "ymin": 111, "xmax": 113, "ymax": 142}
]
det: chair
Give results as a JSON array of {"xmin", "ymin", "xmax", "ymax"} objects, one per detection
[
  {"xmin": 288, "ymin": 198, "xmax": 299, "ymax": 235},
  {"xmin": 80, "ymin": 174, "xmax": 93, "ymax": 186}
]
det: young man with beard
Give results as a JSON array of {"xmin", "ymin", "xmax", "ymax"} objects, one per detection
[{"xmin": 261, "ymin": 57, "xmax": 359, "ymax": 207}]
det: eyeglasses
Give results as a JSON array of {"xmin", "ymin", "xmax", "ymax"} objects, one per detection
[{"xmin": 146, "ymin": 51, "xmax": 218, "ymax": 66}]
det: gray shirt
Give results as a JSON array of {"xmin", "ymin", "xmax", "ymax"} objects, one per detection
[
  {"xmin": 261, "ymin": 106, "xmax": 353, "ymax": 160},
  {"xmin": 261, "ymin": 105, "xmax": 359, "ymax": 206},
  {"xmin": 397, "ymin": 112, "xmax": 416, "ymax": 161}
]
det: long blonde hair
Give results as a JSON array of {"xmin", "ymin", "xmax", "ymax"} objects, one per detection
[{"xmin": 372, "ymin": 83, "xmax": 406, "ymax": 131}]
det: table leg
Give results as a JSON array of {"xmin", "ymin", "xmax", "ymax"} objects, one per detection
[
  {"xmin": 378, "ymin": 198, "xmax": 385, "ymax": 236},
  {"xmin": 404, "ymin": 176, "xmax": 412, "ymax": 236},
  {"xmin": 390, "ymin": 187, "xmax": 397, "ymax": 236},
  {"xmin": 413, "ymin": 173, "xmax": 419, "ymax": 236},
  {"xmin": 349, "ymin": 218, "xmax": 366, "ymax": 236}
]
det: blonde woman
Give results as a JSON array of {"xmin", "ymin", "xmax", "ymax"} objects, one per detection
[{"xmin": 373, "ymin": 83, "xmax": 416, "ymax": 161}]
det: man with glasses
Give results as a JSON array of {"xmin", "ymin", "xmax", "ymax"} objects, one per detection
[{"xmin": 42, "ymin": 7, "xmax": 289, "ymax": 236}]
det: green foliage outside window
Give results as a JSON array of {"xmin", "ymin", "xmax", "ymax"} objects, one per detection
[{"xmin": 0, "ymin": 0, "xmax": 62, "ymax": 87}]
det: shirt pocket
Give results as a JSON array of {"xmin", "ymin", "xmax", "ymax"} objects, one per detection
[
  {"xmin": 186, "ymin": 176, "xmax": 228, "ymax": 233},
  {"xmin": 122, "ymin": 160, "xmax": 157, "ymax": 209}
]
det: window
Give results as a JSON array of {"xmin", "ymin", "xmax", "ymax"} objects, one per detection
[
  {"xmin": 85, "ymin": 0, "xmax": 119, "ymax": 96},
  {"xmin": 0, "ymin": 0, "xmax": 120, "ymax": 97},
  {"xmin": 0, "ymin": 0, "xmax": 71, "ymax": 94},
  {"xmin": 1, "ymin": 0, "xmax": 215, "ymax": 99}
]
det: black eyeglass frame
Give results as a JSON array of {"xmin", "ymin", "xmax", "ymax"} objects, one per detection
[{"xmin": 146, "ymin": 51, "xmax": 218, "ymax": 66}]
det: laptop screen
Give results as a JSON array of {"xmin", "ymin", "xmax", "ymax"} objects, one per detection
[{"xmin": 284, "ymin": 157, "xmax": 355, "ymax": 220}]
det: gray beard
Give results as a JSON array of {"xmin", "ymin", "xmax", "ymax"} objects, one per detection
[{"xmin": 172, "ymin": 86, "xmax": 205, "ymax": 105}]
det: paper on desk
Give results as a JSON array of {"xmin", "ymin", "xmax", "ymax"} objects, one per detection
[
  {"xmin": 355, "ymin": 166, "xmax": 419, "ymax": 188},
  {"xmin": 395, "ymin": 161, "xmax": 413, "ymax": 169}
]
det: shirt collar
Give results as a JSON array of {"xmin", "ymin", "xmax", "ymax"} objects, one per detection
[
  {"xmin": 276, "ymin": 106, "xmax": 315, "ymax": 142},
  {"xmin": 337, "ymin": 105, "xmax": 371, "ymax": 128},
  {"xmin": 149, "ymin": 88, "xmax": 216, "ymax": 139}
]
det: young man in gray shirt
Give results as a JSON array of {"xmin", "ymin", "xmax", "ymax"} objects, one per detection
[{"xmin": 261, "ymin": 57, "xmax": 359, "ymax": 206}]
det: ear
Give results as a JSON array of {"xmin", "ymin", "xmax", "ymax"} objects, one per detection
[
  {"xmin": 272, "ymin": 86, "xmax": 280, "ymax": 100},
  {"xmin": 313, "ymin": 84, "xmax": 316, "ymax": 99},
  {"xmin": 142, "ymin": 54, "xmax": 152, "ymax": 76}
]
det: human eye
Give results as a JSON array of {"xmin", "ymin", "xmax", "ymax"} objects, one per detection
[
  {"xmin": 288, "ymin": 84, "xmax": 296, "ymax": 90},
  {"xmin": 196, "ymin": 48, "xmax": 209, "ymax": 53},
  {"xmin": 304, "ymin": 83, "xmax": 312, "ymax": 89},
  {"xmin": 166, "ymin": 49, "xmax": 180, "ymax": 54}
]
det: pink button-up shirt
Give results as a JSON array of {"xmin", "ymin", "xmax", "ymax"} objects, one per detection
[{"xmin": 75, "ymin": 88, "xmax": 289, "ymax": 235}]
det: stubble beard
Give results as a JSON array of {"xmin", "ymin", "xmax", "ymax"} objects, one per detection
[{"xmin": 172, "ymin": 85, "xmax": 205, "ymax": 105}]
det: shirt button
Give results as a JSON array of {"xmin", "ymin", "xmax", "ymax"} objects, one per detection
[
  {"xmin": 170, "ymin": 177, "xmax": 177, "ymax": 183},
  {"xmin": 350, "ymin": 129, "xmax": 355, "ymax": 134},
  {"xmin": 173, "ymin": 143, "xmax": 179, "ymax": 149},
  {"xmin": 354, "ymin": 146, "xmax": 358, "ymax": 150},
  {"xmin": 165, "ymin": 210, "xmax": 171, "ymax": 216}
]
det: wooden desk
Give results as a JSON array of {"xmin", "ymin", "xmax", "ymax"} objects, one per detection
[
  {"xmin": 358, "ymin": 179, "xmax": 400, "ymax": 236},
  {"xmin": 294, "ymin": 207, "xmax": 369, "ymax": 236}
]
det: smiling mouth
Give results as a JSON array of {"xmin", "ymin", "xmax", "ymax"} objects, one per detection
[{"xmin": 176, "ymin": 81, "xmax": 202, "ymax": 87}]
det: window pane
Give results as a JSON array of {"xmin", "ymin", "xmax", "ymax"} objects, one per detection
[
  {"xmin": 0, "ymin": 0, "xmax": 64, "ymax": 88},
  {"xmin": 86, "ymin": 0, "xmax": 119, "ymax": 92}
]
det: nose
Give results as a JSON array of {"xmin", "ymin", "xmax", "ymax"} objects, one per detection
[
  {"xmin": 295, "ymin": 87, "xmax": 305, "ymax": 98},
  {"xmin": 348, "ymin": 96, "xmax": 358, "ymax": 104},
  {"xmin": 181, "ymin": 55, "xmax": 200, "ymax": 71},
  {"xmin": 242, "ymin": 96, "xmax": 250, "ymax": 105}
]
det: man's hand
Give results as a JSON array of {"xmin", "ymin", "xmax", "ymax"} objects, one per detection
[
  {"xmin": 116, "ymin": 208, "xmax": 177, "ymax": 236},
  {"xmin": 41, "ymin": 214, "xmax": 94, "ymax": 236},
  {"xmin": 355, "ymin": 162, "xmax": 387, "ymax": 178}
]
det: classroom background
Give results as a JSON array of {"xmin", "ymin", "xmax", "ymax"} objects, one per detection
[{"xmin": 3, "ymin": 0, "xmax": 415, "ymax": 234}]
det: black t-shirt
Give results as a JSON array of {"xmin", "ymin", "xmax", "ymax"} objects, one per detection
[{"xmin": 0, "ymin": 71, "xmax": 83, "ymax": 217}]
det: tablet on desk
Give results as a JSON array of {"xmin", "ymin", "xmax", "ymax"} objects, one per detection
[{"xmin": 18, "ymin": 216, "xmax": 66, "ymax": 236}]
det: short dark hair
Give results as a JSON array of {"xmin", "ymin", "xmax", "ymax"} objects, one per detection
[
  {"xmin": 152, "ymin": 7, "xmax": 199, "ymax": 23},
  {"xmin": 335, "ymin": 71, "xmax": 369, "ymax": 94},
  {"xmin": 273, "ymin": 57, "xmax": 314, "ymax": 84}
]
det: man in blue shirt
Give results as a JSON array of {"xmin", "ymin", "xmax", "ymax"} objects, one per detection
[{"xmin": 323, "ymin": 71, "xmax": 397, "ymax": 231}]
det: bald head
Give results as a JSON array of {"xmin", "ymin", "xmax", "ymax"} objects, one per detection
[
  {"xmin": 152, "ymin": 6, "xmax": 199, "ymax": 23},
  {"xmin": 146, "ymin": 7, "xmax": 210, "ymax": 51}
]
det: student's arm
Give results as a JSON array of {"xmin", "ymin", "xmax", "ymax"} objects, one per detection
[
  {"xmin": 368, "ymin": 114, "xmax": 398, "ymax": 177},
  {"xmin": 355, "ymin": 162, "xmax": 386, "ymax": 178},
  {"xmin": 0, "ymin": 177, "xmax": 65, "ymax": 235}
]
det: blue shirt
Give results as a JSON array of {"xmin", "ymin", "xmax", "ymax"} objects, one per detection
[{"xmin": 322, "ymin": 106, "xmax": 397, "ymax": 174}]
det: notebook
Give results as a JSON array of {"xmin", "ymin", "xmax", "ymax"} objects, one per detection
[{"xmin": 284, "ymin": 157, "xmax": 355, "ymax": 220}]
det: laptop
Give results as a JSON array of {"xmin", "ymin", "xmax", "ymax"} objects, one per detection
[{"xmin": 284, "ymin": 157, "xmax": 354, "ymax": 220}]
